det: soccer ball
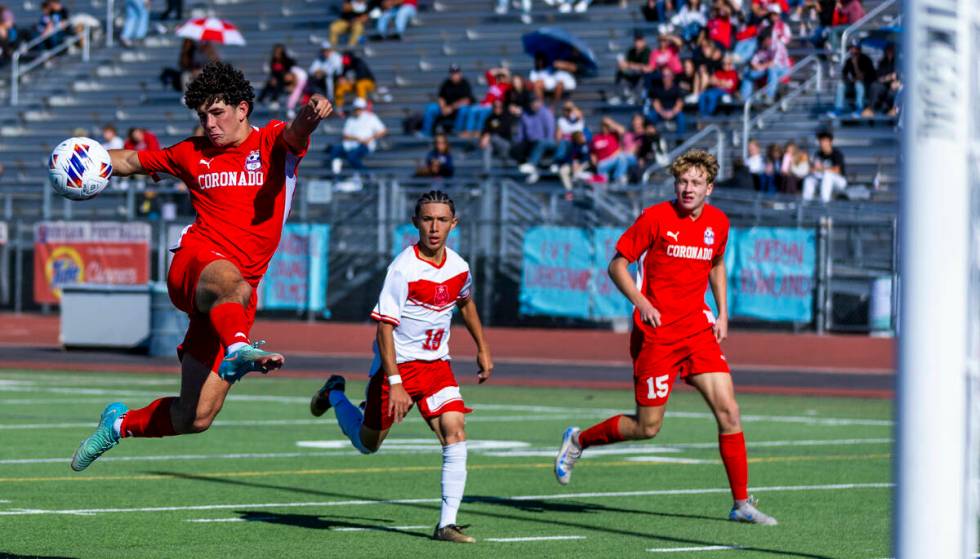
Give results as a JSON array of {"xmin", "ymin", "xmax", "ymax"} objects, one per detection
[{"xmin": 48, "ymin": 137, "xmax": 113, "ymax": 201}]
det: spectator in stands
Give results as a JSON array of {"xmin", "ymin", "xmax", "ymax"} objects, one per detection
[
  {"xmin": 375, "ymin": 0, "xmax": 418, "ymax": 40},
  {"xmin": 0, "ymin": 5, "xmax": 17, "ymax": 63},
  {"xmin": 634, "ymin": 119, "xmax": 669, "ymax": 170},
  {"xmin": 669, "ymin": 0, "xmax": 707, "ymax": 43},
  {"xmin": 306, "ymin": 41, "xmax": 344, "ymax": 99},
  {"xmin": 740, "ymin": 33, "xmax": 791, "ymax": 103},
  {"xmin": 37, "ymin": 0, "xmax": 71, "ymax": 50},
  {"xmin": 529, "ymin": 53, "xmax": 578, "ymax": 101},
  {"xmin": 644, "ymin": 68, "xmax": 687, "ymax": 135},
  {"xmin": 868, "ymin": 43, "xmax": 898, "ymax": 116},
  {"xmin": 159, "ymin": 39, "xmax": 195, "ymax": 92},
  {"xmin": 803, "ymin": 130, "xmax": 847, "ymax": 202},
  {"xmin": 101, "ymin": 124, "xmax": 124, "ymax": 150},
  {"xmin": 763, "ymin": 4, "xmax": 792, "ymax": 46},
  {"xmin": 614, "ymin": 31, "xmax": 651, "ymax": 104},
  {"xmin": 557, "ymin": 131, "xmax": 590, "ymax": 199},
  {"xmin": 330, "ymin": 0, "xmax": 370, "ymax": 47},
  {"xmin": 804, "ymin": 0, "xmax": 836, "ymax": 48},
  {"xmin": 422, "ymin": 64, "xmax": 474, "ymax": 136},
  {"xmin": 334, "ymin": 51, "xmax": 376, "ymax": 115},
  {"xmin": 644, "ymin": 35, "xmax": 682, "ymax": 82},
  {"xmin": 838, "ymin": 0, "xmax": 865, "ymax": 27},
  {"xmin": 123, "ymin": 127, "xmax": 160, "ymax": 151},
  {"xmin": 621, "ymin": 113, "xmax": 648, "ymax": 178},
  {"xmin": 507, "ymin": 75, "xmax": 535, "ymax": 115},
  {"xmin": 705, "ymin": 5, "xmax": 733, "ymax": 51},
  {"xmin": 329, "ymin": 97, "xmax": 387, "ymax": 174},
  {"xmin": 120, "ymin": 0, "xmax": 149, "ymax": 47},
  {"xmin": 495, "ymin": 0, "xmax": 533, "ymax": 25},
  {"xmin": 780, "ymin": 141, "xmax": 809, "ymax": 194},
  {"xmin": 833, "ymin": 43, "xmax": 875, "ymax": 116},
  {"xmin": 480, "ymin": 99, "xmax": 515, "ymax": 171},
  {"xmin": 515, "ymin": 97, "xmax": 556, "ymax": 183},
  {"xmin": 416, "ymin": 133, "xmax": 455, "ymax": 178},
  {"xmin": 759, "ymin": 142, "xmax": 783, "ymax": 193},
  {"xmin": 641, "ymin": 0, "xmax": 670, "ymax": 22},
  {"xmin": 678, "ymin": 58, "xmax": 701, "ymax": 105},
  {"xmin": 699, "ymin": 55, "xmax": 738, "ymax": 116},
  {"xmin": 257, "ymin": 44, "xmax": 297, "ymax": 109},
  {"xmin": 158, "ymin": 0, "xmax": 183, "ymax": 22},
  {"xmin": 590, "ymin": 118, "xmax": 629, "ymax": 185},
  {"xmin": 746, "ymin": 139, "xmax": 765, "ymax": 189},
  {"xmin": 459, "ymin": 67, "xmax": 512, "ymax": 138},
  {"xmin": 692, "ymin": 35, "xmax": 723, "ymax": 89},
  {"xmin": 552, "ymin": 100, "xmax": 585, "ymax": 169}
]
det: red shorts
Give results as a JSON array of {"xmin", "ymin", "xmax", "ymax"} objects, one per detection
[
  {"xmin": 167, "ymin": 239, "xmax": 258, "ymax": 373},
  {"xmin": 630, "ymin": 327, "xmax": 730, "ymax": 407},
  {"xmin": 363, "ymin": 360, "xmax": 472, "ymax": 431}
]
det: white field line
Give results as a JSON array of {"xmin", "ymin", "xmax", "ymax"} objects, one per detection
[
  {"xmin": 0, "ymin": 437, "xmax": 892, "ymax": 466},
  {"xmin": 648, "ymin": 545, "xmax": 741, "ymax": 553},
  {"xmin": 625, "ymin": 457, "xmax": 717, "ymax": 464},
  {"xmin": 486, "ymin": 536, "xmax": 587, "ymax": 542},
  {"xmin": 0, "ymin": 482, "xmax": 892, "ymax": 517}
]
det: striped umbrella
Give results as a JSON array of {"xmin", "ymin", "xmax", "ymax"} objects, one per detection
[{"xmin": 176, "ymin": 17, "xmax": 246, "ymax": 46}]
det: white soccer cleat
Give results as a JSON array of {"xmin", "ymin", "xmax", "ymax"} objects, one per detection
[
  {"xmin": 554, "ymin": 426, "xmax": 582, "ymax": 485},
  {"xmin": 729, "ymin": 496, "xmax": 778, "ymax": 525}
]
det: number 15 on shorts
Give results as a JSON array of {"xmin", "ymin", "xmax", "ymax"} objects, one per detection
[{"xmin": 647, "ymin": 374, "xmax": 670, "ymax": 399}]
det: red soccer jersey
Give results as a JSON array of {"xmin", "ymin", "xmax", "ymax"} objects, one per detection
[
  {"xmin": 615, "ymin": 201, "xmax": 729, "ymax": 342},
  {"xmin": 138, "ymin": 121, "xmax": 307, "ymax": 282}
]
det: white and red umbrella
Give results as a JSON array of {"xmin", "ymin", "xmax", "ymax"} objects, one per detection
[{"xmin": 176, "ymin": 17, "xmax": 246, "ymax": 46}]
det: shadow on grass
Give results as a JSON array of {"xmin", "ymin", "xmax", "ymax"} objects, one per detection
[
  {"xmin": 0, "ymin": 553, "xmax": 78, "ymax": 559},
  {"xmin": 466, "ymin": 495, "xmax": 728, "ymax": 523},
  {"xmin": 233, "ymin": 511, "xmax": 431, "ymax": 539},
  {"xmin": 151, "ymin": 470, "xmax": 833, "ymax": 558}
]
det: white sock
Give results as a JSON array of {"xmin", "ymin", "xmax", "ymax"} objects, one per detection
[
  {"xmin": 112, "ymin": 417, "xmax": 124, "ymax": 438},
  {"xmin": 439, "ymin": 441, "xmax": 468, "ymax": 528},
  {"xmin": 226, "ymin": 342, "xmax": 249, "ymax": 354},
  {"xmin": 331, "ymin": 391, "xmax": 370, "ymax": 454}
]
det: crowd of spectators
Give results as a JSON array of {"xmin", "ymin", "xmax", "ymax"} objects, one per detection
[{"xmin": 741, "ymin": 130, "xmax": 848, "ymax": 202}]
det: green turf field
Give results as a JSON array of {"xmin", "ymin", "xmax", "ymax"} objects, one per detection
[{"xmin": 0, "ymin": 370, "xmax": 892, "ymax": 559}]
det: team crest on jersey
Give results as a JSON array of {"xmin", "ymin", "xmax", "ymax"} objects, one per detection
[
  {"xmin": 245, "ymin": 150, "xmax": 262, "ymax": 171},
  {"xmin": 433, "ymin": 284, "xmax": 451, "ymax": 306},
  {"xmin": 704, "ymin": 227, "xmax": 715, "ymax": 246}
]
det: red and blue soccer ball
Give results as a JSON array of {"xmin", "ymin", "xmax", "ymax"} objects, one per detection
[{"xmin": 48, "ymin": 137, "xmax": 113, "ymax": 201}]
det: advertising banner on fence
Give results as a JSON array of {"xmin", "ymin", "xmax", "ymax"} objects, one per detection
[
  {"xmin": 520, "ymin": 226, "xmax": 592, "ymax": 318},
  {"xmin": 33, "ymin": 221, "xmax": 151, "ymax": 304},
  {"xmin": 259, "ymin": 223, "xmax": 330, "ymax": 313},
  {"xmin": 591, "ymin": 227, "xmax": 633, "ymax": 320},
  {"xmin": 729, "ymin": 227, "xmax": 816, "ymax": 322}
]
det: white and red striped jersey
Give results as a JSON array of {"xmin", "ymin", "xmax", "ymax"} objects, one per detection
[{"xmin": 370, "ymin": 244, "xmax": 472, "ymax": 363}]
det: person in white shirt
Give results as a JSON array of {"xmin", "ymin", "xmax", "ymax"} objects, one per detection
[
  {"xmin": 309, "ymin": 190, "xmax": 493, "ymax": 544},
  {"xmin": 307, "ymin": 41, "xmax": 343, "ymax": 99},
  {"xmin": 101, "ymin": 124, "xmax": 124, "ymax": 150},
  {"xmin": 329, "ymin": 97, "xmax": 387, "ymax": 173}
]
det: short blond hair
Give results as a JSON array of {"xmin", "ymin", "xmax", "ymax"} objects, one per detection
[{"xmin": 670, "ymin": 149, "xmax": 719, "ymax": 185}]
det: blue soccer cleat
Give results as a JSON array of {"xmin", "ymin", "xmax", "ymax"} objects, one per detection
[
  {"xmin": 554, "ymin": 426, "xmax": 582, "ymax": 486},
  {"xmin": 70, "ymin": 402, "xmax": 127, "ymax": 472},
  {"xmin": 729, "ymin": 495, "xmax": 779, "ymax": 525},
  {"xmin": 218, "ymin": 340, "xmax": 284, "ymax": 383}
]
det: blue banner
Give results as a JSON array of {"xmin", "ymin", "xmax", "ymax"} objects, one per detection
[
  {"xmin": 260, "ymin": 223, "xmax": 330, "ymax": 314},
  {"xmin": 392, "ymin": 223, "xmax": 460, "ymax": 257},
  {"xmin": 520, "ymin": 227, "xmax": 592, "ymax": 318},
  {"xmin": 591, "ymin": 227, "xmax": 633, "ymax": 320},
  {"xmin": 729, "ymin": 227, "xmax": 815, "ymax": 322}
]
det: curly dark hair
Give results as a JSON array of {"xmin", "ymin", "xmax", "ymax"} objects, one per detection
[{"xmin": 183, "ymin": 61, "xmax": 255, "ymax": 116}]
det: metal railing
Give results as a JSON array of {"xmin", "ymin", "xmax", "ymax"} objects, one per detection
[
  {"xmin": 741, "ymin": 54, "xmax": 823, "ymax": 161},
  {"xmin": 838, "ymin": 0, "xmax": 900, "ymax": 63},
  {"xmin": 641, "ymin": 124, "xmax": 727, "ymax": 184},
  {"xmin": 10, "ymin": 22, "xmax": 91, "ymax": 106}
]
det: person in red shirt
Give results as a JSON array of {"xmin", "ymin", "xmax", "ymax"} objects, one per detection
[
  {"xmin": 554, "ymin": 150, "xmax": 778, "ymax": 526},
  {"xmin": 69, "ymin": 61, "xmax": 333, "ymax": 472},
  {"xmin": 123, "ymin": 127, "xmax": 161, "ymax": 151},
  {"xmin": 698, "ymin": 55, "xmax": 739, "ymax": 116}
]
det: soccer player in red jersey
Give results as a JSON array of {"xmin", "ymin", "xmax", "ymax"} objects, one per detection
[
  {"xmin": 554, "ymin": 150, "xmax": 778, "ymax": 525},
  {"xmin": 70, "ymin": 62, "xmax": 333, "ymax": 471},
  {"xmin": 309, "ymin": 190, "xmax": 494, "ymax": 543}
]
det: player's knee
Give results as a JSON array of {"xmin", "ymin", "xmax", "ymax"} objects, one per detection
[
  {"xmin": 638, "ymin": 419, "xmax": 662, "ymax": 439},
  {"xmin": 443, "ymin": 429, "xmax": 466, "ymax": 446},
  {"xmin": 189, "ymin": 415, "xmax": 215, "ymax": 433},
  {"xmin": 716, "ymin": 401, "xmax": 741, "ymax": 431}
]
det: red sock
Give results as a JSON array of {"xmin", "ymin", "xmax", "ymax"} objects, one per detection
[
  {"xmin": 719, "ymin": 432, "xmax": 749, "ymax": 501},
  {"xmin": 210, "ymin": 302, "xmax": 250, "ymax": 350},
  {"xmin": 578, "ymin": 415, "xmax": 625, "ymax": 449},
  {"xmin": 120, "ymin": 397, "xmax": 177, "ymax": 438}
]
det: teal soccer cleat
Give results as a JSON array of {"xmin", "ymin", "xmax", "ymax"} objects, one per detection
[
  {"xmin": 70, "ymin": 402, "xmax": 127, "ymax": 472},
  {"xmin": 218, "ymin": 340, "xmax": 285, "ymax": 383},
  {"xmin": 729, "ymin": 496, "xmax": 779, "ymax": 525}
]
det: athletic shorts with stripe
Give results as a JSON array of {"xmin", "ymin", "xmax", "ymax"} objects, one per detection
[
  {"xmin": 167, "ymin": 237, "xmax": 258, "ymax": 373},
  {"xmin": 363, "ymin": 359, "xmax": 472, "ymax": 431},
  {"xmin": 631, "ymin": 326, "xmax": 730, "ymax": 407}
]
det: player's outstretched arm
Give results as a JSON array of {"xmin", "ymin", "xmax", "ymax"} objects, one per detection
[
  {"xmin": 107, "ymin": 149, "xmax": 146, "ymax": 178},
  {"xmin": 283, "ymin": 94, "xmax": 333, "ymax": 153},
  {"xmin": 709, "ymin": 255, "xmax": 729, "ymax": 342},
  {"xmin": 457, "ymin": 297, "xmax": 493, "ymax": 384},
  {"xmin": 609, "ymin": 253, "xmax": 661, "ymax": 327},
  {"xmin": 376, "ymin": 322, "xmax": 412, "ymax": 423}
]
